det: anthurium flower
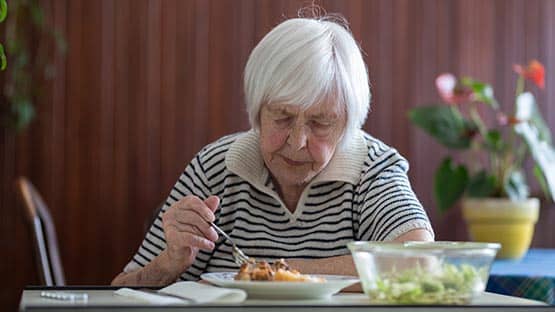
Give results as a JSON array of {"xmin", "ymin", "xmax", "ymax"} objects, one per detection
[
  {"xmin": 435, "ymin": 73, "xmax": 474, "ymax": 104},
  {"xmin": 515, "ymin": 92, "xmax": 534, "ymax": 121},
  {"xmin": 513, "ymin": 60, "xmax": 545, "ymax": 89}
]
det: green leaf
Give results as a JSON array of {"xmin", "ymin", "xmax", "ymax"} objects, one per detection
[
  {"xmin": 483, "ymin": 129, "xmax": 506, "ymax": 153},
  {"xmin": 533, "ymin": 165, "xmax": 550, "ymax": 199},
  {"xmin": 461, "ymin": 77, "xmax": 498, "ymax": 109},
  {"xmin": 434, "ymin": 157, "xmax": 469, "ymax": 212},
  {"xmin": 53, "ymin": 30, "xmax": 68, "ymax": 54},
  {"xmin": 0, "ymin": 43, "xmax": 6, "ymax": 71},
  {"xmin": 30, "ymin": 4, "xmax": 45, "ymax": 26},
  {"xmin": 12, "ymin": 99, "xmax": 35, "ymax": 131},
  {"xmin": 0, "ymin": 0, "xmax": 7, "ymax": 23},
  {"xmin": 408, "ymin": 106, "xmax": 476, "ymax": 149},
  {"xmin": 466, "ymin": 171, "xmax": 497, "ymax": 197},
  {"xmin": 504, "ymin": 170, "xmax": 529, "ymax": 201}
]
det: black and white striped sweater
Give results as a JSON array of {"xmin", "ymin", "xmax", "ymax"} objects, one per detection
[{"xmin": 124, "ymin": 129, "xmax": 434, "ymax": 281}]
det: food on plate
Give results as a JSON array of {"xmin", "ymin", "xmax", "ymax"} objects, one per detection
[
  {"xmin": 368, "ymin": 263, "xmax": 487, "ymax": 304},
  {"xmin": 234, "ymin": 258, "xmax": 325, "ymax": 282}
]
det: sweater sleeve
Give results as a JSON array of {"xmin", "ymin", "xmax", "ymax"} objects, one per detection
[{"xmin": 355, "ymin": 150, "xmax": 434, "ymax": 242}]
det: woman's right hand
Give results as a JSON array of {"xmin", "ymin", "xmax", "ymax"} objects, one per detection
[{"xmin": 161, "ymin": 195, "xmax": 220, "ymax": 274}]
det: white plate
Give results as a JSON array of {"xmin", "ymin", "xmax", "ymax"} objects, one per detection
[{"xmin": 201, "ymin": 272, "xmax": 359, "ymax": 299}]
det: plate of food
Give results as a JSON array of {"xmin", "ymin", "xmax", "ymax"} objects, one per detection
[{"xmin": 201, "ymin": 259, "xmax": 359, "ymax": 299}]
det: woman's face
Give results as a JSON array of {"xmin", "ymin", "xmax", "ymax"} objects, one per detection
[{"xmin": 259, "ymin": 98, "xmax": 346, "ymax": 189}]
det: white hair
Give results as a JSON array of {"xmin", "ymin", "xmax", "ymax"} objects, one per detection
[{"xmin": 244, "ymin": 16, "xmax": 370, "ymax": 149}]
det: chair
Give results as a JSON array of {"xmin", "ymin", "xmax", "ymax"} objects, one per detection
[{"xmin": 16, "ymin": 177, "xmax": 65, "ymax": 286}]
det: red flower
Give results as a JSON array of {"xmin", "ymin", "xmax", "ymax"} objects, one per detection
[
  {"xmin": 435, "ymin": 73, "xmax": 474, "ymax": 104},
  {"xmin": 513, "ymin": 59, "xmax": 545, "ymax": 89}
]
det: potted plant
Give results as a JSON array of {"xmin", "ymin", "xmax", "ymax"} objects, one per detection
[{"xmin": 409, "ymin": 60, "xmax": 554, "ymax": 259}]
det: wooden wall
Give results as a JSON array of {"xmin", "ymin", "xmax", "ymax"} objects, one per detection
[{"xmin": 2, "ymin": 0, "xmax": 555, "ymax": 309}]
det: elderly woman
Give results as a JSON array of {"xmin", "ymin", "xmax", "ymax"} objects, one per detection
[{"xmin": 112, "ymin": 15, "xmax": 433, "ymax": 286}]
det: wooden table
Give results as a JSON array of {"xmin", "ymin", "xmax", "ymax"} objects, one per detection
[{"xmin": 19, "ymin": 287, "xmax": 549, "ymax": 312}]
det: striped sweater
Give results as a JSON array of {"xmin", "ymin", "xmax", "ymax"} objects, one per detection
[{"xmin": 123, "ymin": 129, "xmax": 434, "ymax": 281}]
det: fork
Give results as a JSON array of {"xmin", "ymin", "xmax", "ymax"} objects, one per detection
[{"xmin": 209, "ymin": 221, "xmax": 250, "ymax": 266}]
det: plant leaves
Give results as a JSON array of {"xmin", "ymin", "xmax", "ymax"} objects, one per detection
[
  {"xmin": 1, "ymin": 0, "xmax": 66, "ymax": 132},
  {"xmin": 504, "ymin": 170, "xmax": 529, "ymax": 201},
  {"xmin": 434, "ymin": 157, "xmax": 469, "ymax": 212},
  {"xmin": 0, "ymin": 0, "xmax": 7, "ymax": 23},
  {"xmin": 12, "ymin": 99, "xmax": 35, "ymax": 131},
  {"xmin": 30, "ymin": 3, "xmax": 45, "ymax": 26},
  {"xmin": 483, "ymin": 129, "xmax": 506, "ymax": 153},
  {"xmin": 408, "ymin": 105, "xmax": 476, "ymax": 149},
  {"xmin": 533, "ymin": 165, "xmax": 550, "ymax": 200},
  {"xmin": 466, "ymin": 171, "xmax": 497, "ymax": 197},
  {"xmin": 0, "ymin": 43, "xmax": 6, "ymax": 71},
  {"xmin": 461, "ymin": 77, "xmax": 498, "ymax": 108},
  {"xmin": 53, "ymin": 30, "xmax": 68, "ymax": 54}
]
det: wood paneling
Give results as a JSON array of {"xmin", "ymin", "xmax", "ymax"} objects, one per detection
[{"xmin": 1, "ymin": 0, "xmax": 555, "ymax": 309}]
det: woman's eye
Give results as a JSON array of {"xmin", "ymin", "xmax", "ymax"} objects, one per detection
[
  {"xmin": 276, "ymin": 117, "xmax": 291, "ymax": 123},
  {"xmin": 275, "ymin": 117, "xmax": 292, "ymax": 126},
  {"xmin": 309, "ymin": 120, "xmax": 334, "ymax": 136}
]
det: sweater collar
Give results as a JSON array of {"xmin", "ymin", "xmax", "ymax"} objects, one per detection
[{"xmin": 225, "ymin": 129, "xmax": 367, "ymax": 189}]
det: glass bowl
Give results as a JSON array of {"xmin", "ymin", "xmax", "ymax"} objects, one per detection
[{"xmin": 348, "ymin": 241, "xmax": 500, "ymax": 305}]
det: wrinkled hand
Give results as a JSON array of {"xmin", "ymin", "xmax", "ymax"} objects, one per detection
[{"xmin": 162, "ymin": 195, "xmax": 219, "ymax": 273}]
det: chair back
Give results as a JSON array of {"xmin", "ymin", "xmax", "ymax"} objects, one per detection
[{"xmin": 16, "ymin": 177, "xmax": 65, "ymax": 286}]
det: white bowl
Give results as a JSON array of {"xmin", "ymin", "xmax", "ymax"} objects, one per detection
[{"xmin": 348, "ymin": 241, "xmax": 500, "ymax": 305}]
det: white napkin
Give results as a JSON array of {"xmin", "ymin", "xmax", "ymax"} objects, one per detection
[
  {"xmin": 114, "ymin": 288, "xmax": 185, "ymax": 305},
  {"xmin": 114, "ymin": 281, "xmax": 247, "ymax": 305}
]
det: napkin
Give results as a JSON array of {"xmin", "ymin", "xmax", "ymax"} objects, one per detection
[
  {"xmin": 114, "ymin": 281, "xmax": 247, "ymax": 305},
  {"xmin": 114, "ymin": 288, "xmax": 185, "ymax": 305}
]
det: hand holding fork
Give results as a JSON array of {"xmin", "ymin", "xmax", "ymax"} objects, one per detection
[
  {"xmin": 209, "ymin": 221, "xmax": 250, "ymax": 265},
  {"xmin": 162, "ymin": 195, "xmax": 250, "ymax": 269}
]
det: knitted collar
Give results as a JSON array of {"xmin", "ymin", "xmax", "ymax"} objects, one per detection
[{"xmin": 225, "ymin": 129, "xmax": 368, "ymax": 190}]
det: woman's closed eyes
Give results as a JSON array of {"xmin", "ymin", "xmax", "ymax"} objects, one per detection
[{"xmin": 272, "ymin": 114, "xmax": 337, "ymax": 135}]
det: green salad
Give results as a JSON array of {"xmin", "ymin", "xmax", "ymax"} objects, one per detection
[{"xmin": 366, "ymin": 264, "xmax": 487, "ymax": 305}]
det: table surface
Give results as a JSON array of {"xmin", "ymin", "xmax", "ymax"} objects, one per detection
[
  {"xmin": 20, "ymin": 288, "xmax": 547, "ymax": 312},
  {"xmin": 19, "ymin": 250, "xmax": 555, "ymax": 311},
  {"xmin": 490, "ymin": 249, "xmax": 555, "ymax": 277}
]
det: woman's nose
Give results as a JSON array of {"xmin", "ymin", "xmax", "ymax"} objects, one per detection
[{"xmin": 287, "ymin": 124, "xmax": 308, "ymax": 150}]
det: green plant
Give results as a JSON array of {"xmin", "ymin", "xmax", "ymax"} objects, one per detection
[
  {"xmin": 1, "ymin": 0, "xmax": 66, "ymax": 131},
  {"xmin": 409, "ymin": 60, "xmax": 555, "ymax": 212},
  {"xmin": 0, "ymin": 0, "xmax": 8, "ymax": 70}
]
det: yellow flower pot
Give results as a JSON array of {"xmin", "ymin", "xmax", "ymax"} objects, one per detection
[{"xmin": 461, "ymin": 198, "xmax": 539, "ymax": 259}]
